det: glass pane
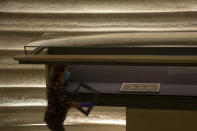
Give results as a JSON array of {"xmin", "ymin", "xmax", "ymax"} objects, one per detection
[{"xmin": 26, "ymin": 32, "xmax": 197, "ymax": 48}]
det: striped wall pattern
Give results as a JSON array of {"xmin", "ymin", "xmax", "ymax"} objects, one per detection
[
  {"xmin": 0, "ymin": 0, "xmax": 196, "ymax": 130},
  {"xmin": 1, "ymin": 0, "xmax": 197, "ymax": 88}
]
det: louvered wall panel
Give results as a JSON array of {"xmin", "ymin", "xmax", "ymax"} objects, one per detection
[
  {"xmin": 0, "ymin": 12, "xmax": 197, "ymax": 32},
  {"xmin": 1, "ymin": 0, "xmax": 197, "ymax": 13},
  {"xmin": 0, "ymin": 0, "xmax": 197, "ymax": 87},
  {"xmin": 0, "ymin": 0, "xmax": 196, "ymax": 129},
  {"xmin": 0, "ymin": 32, "xmax": 45, "ymax": 88}
]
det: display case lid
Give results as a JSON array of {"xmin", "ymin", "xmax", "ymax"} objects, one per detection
[{"xmin": 26, "ymin": 32, "xmax": 197, "ymax": 48}]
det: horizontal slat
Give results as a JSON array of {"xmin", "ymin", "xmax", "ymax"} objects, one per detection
[
  {"xmin": 1, "ymin": 12, "xmax": 197, "ymax": 32},
  {"xmin": 14, "ymin": 55, "xmax": 197, "ymax": 64},
  {"xmin": 0, "ymin": 68, "xmax": 45, "ymax": 88},
  {"xmin": 0, "ymin": 0, "xmax": 196, "ymax": 13}
]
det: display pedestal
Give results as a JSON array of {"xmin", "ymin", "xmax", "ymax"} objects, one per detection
[{"xmin": 126, "ymin": 108, "xmax": 197, "ymax": 131}]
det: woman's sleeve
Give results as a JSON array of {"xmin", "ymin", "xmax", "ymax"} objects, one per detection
[{"xmin": 57, "ymin": 88, "xmax": 72, "ymax": 109}]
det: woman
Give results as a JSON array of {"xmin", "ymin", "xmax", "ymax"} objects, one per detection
[{"xmin": 44, "ymin": 65, "xmax": 81, "ymax": 131}]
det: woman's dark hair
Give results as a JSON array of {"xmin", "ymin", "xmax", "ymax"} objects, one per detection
[{"xmin": 51, "ymin": 65, "xmax": 67, "ymax": 82}]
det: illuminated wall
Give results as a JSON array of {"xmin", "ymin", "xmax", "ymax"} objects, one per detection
[
  {"xmin": 0, "ymin": 0, "xmax": 196, "ymax": 129},
  {"xmin": 0, "ymin": 0, "xmax": 197, "ymax": 87}
]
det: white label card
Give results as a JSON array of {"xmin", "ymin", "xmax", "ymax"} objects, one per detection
[{"xmin": 120, "ymin": 83, "xmax": 160, "ymax": 92}]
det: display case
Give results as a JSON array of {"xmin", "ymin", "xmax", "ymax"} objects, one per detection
[{"xmin": 15, "ymin": 33, "xmax": 197, "ymax": 131}]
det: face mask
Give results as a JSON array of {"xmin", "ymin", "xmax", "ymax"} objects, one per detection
[{"xmin": 64, "ymin": 72, "xmax": 71, "ymax": 81}]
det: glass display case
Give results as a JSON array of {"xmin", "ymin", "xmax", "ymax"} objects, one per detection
[{"xmin": 14, "ymin": 33, "xmax": 197, "ymax": 111}]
